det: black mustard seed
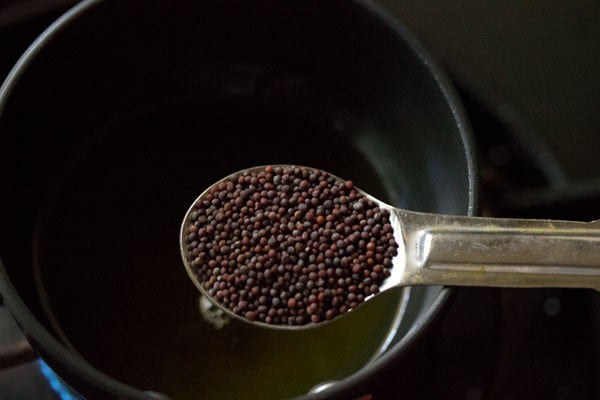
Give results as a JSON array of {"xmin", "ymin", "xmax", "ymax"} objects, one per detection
[{"xmin": 185, "ymin": 166, "xmax": 398, "ymax": 326}]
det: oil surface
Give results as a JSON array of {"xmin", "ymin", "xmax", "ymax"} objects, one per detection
[{"xmin": 35, "ymin": 99, "xmax": 406, "ymax": 399}]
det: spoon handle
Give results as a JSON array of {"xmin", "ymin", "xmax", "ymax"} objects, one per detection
[{"xmin": 398, "ymin": 211, "xmax": 600, "ymax": 291}]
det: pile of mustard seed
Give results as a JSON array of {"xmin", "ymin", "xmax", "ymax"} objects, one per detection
[{"xmin": 185, "ymin": 166, "xmax": 397, "ymax": 325}]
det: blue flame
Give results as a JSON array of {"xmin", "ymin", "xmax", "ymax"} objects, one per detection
[{"xmin": 37, "ymin": 359, "xmax": 80, "ymax": 400}]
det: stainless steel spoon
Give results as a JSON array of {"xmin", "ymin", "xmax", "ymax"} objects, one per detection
[{"xmin": 180, "ymin": 165, "xmax": 600, "ymax": 329}]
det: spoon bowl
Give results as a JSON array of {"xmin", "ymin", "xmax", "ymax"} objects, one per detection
[{"xmin": 181, "ymin": 165, "xmax": 600, "ymax": 330}]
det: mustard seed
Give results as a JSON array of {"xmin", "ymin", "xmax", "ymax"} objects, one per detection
[{"xmin": 185, "ymin": 166, "xmax": 398, "ymax": 325}]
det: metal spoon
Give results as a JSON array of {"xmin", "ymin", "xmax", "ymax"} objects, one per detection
[{"xmin": 180, "ymin": 165, "xmax": 600, "ymax": 329}]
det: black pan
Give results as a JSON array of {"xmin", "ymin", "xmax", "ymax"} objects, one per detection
[{"xmin": 0, "ymin": 0, "xmax": 477, "ymax": 399}]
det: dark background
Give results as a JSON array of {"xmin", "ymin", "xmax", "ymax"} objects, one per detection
[
  {"xmin": 1, "ymin": 1, "xmax": 599, "ymax": 400},
  {"xmin": 4, "ymin": 0, "xmax": 598, "ymax": 192}
]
